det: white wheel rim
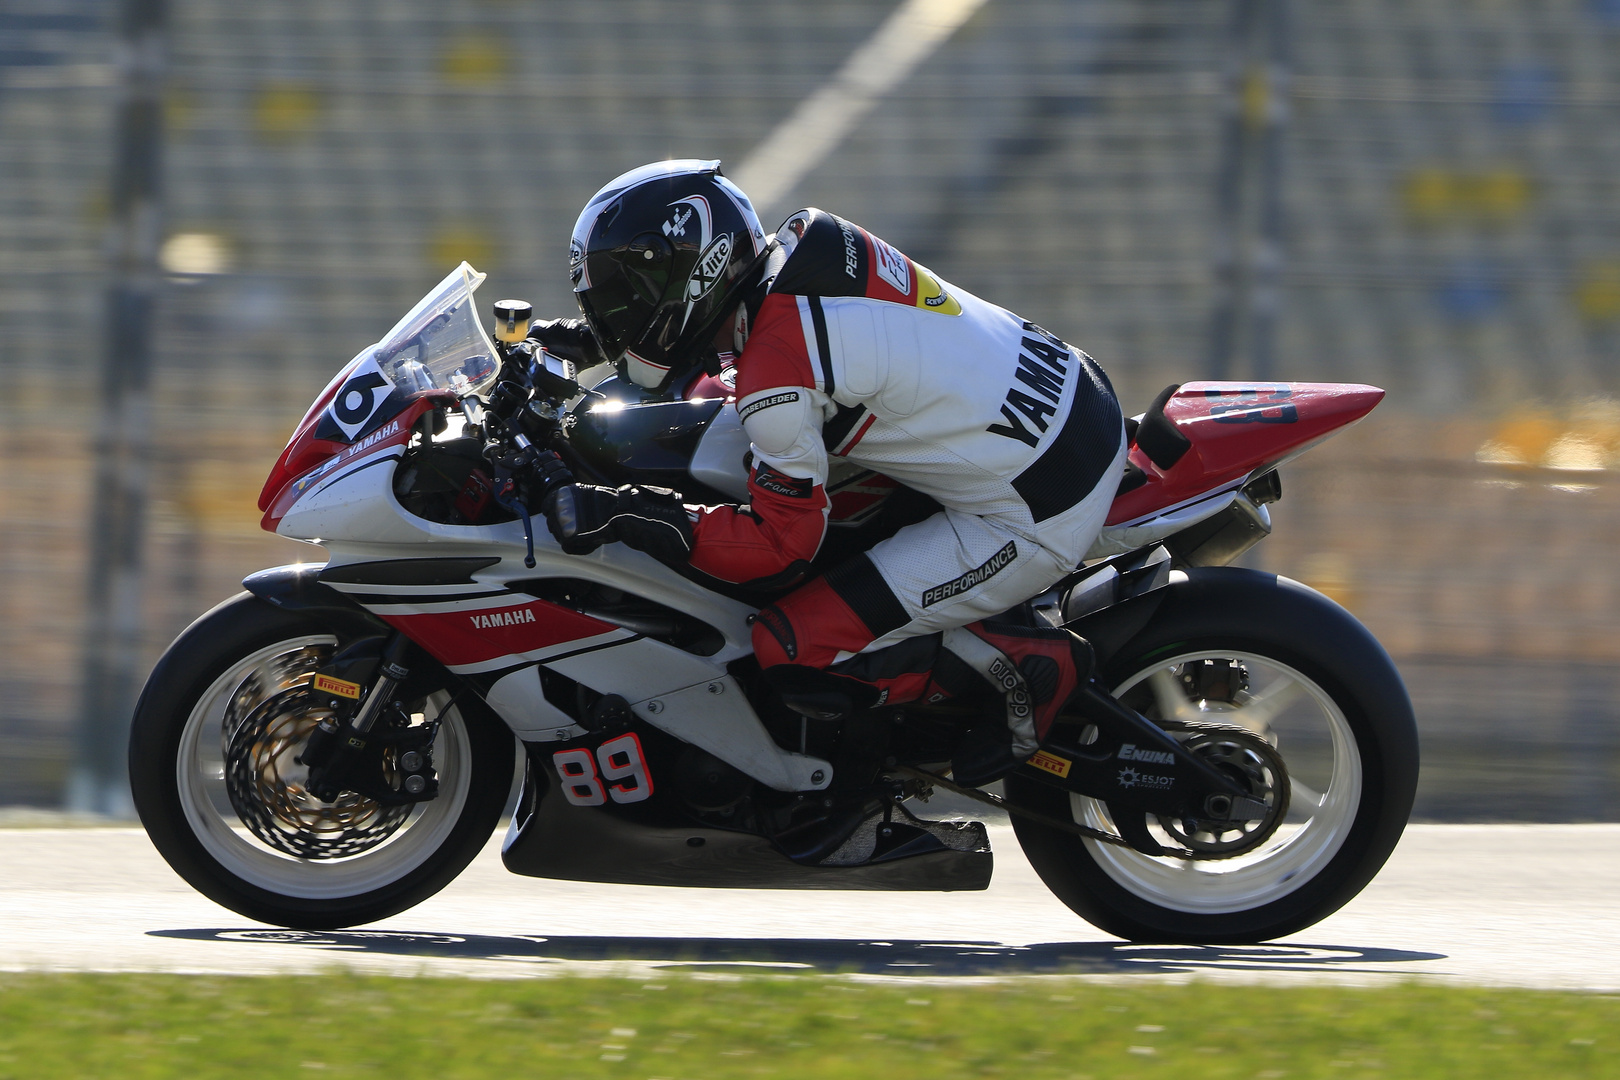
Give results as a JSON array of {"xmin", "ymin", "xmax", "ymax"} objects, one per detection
[
  {"xmin": 175, "ymin": 635, "xmax": 474, "ymax": 900},
  {"xmin": 1074, "ymin": 650, "xmax": 1363, "ymax": 914}
]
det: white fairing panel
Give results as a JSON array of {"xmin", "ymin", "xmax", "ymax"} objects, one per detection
[
  {"xmin": 485, "ymin": 668, "xmax": 586, "ymax": 742},
  {"xmin": 629, "ymin": 677, "xmax": 830, "ymax": 792},
  {"xmin": 689, "ymin": 402, "xmax": 752, "ymax": 500},
  {"xmin": 277, "ymin": 444, "xmax": 417, "ymax": 544},
  {"xmin": 298, "ymin": 447, "xmax": 834, "ymax": 788}
]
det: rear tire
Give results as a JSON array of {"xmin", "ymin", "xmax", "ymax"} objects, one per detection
[
  {"xmin": 129, "ymin": 593, "xmax": 515, "ymax": 929},
  {"xmin": 1007, "ymin": 569, "xmax": 1417, "ymax": 943}
]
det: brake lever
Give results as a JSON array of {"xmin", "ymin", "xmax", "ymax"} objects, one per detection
[{"xmin": 509, "ymin": 496, "xmax": 537, "ymax": 569}]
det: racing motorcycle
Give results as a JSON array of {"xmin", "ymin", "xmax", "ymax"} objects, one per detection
[{"xmin": 129, "ymin": 263, "xmax": 1417, "ymax": 944}]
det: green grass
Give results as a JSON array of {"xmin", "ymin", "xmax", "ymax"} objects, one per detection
[{"xmin": 0, "ymin": 974, "xmax": 1615, "ymax": 1079}]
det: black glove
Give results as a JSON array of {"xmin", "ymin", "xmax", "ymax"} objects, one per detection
[
  {"xmin": 528, "ymin": 317, "xmax": 608, "ymax": 370},
  {"xmin": 542, "ymin": 483, "xmax": 694, "ymax": 563}
]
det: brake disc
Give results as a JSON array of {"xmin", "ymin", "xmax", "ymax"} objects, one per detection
[{"xmin": 224, "ymin": 686, "xmax": 412, "ymax": 860}]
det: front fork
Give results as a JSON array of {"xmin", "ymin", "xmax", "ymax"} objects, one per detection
[{"xmin": 297, "ymin": 632, "xmax": 440, "ymax": 805}]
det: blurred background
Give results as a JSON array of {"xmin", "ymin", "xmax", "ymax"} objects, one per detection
[{"xmin": 3, "ymin": 0, "xmax": 1618, "ymax": 820}]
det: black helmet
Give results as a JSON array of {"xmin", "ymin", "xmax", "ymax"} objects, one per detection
[{"xmin": 570, "ymin": 160, "xmax": 770, "ymax": 391}]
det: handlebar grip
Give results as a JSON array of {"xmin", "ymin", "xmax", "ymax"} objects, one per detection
[{"xmin": 547, "ymin": 485, "xmax": 580, "ymax": 541}]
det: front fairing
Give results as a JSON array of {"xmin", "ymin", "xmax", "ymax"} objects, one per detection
[{"xmin": 259, "ymin": 264, "xmax": 498, "ymax": 522}]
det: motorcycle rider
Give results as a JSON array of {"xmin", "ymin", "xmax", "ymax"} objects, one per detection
[{"xmin": 528, "ymin": 160, "xmax": 1125, "ymax": 785}]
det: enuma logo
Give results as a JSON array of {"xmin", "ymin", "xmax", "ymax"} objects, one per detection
[{"xmin": 1118, "ymin": 743, "xmax": 1176, "ymax": 765}]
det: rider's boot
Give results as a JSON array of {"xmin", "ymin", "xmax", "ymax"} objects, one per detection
[{"xmin": 940, "ymin": 618, "xmax": 1094, "ymax": 787}]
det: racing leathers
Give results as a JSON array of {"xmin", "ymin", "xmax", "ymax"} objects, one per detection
[{"xmin": 687, "ymin": 209, "xmax": 1126, "ymax": 781}]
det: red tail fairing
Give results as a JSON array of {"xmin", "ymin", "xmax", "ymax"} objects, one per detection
[{"xmin": 1106, "ymin": 382, "xmax": 1384, "ymax": 525}]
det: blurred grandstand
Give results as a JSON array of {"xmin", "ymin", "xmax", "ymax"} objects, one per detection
[{"xmin": 2, "ymin": 0, "xmax": 1619, "ymax": 817}]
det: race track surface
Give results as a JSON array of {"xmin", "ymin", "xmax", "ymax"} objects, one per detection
[{"xmin": 2, "ymin": 824, "xmax": 1615, "ymax": 989}]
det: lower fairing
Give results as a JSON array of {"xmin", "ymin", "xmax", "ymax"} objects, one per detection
[{"xmin": 500, "ymin": 752, "xmax": 994, "ymax": 892}]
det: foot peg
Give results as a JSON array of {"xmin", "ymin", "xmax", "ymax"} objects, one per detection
[{"xmin": 950, "ymin": 726, "xmax": 1021, "ymax": 788}]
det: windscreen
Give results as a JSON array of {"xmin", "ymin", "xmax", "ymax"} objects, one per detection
[{"xmin": 370, "ymin": 262, "xmax": 499, "ymax": 397}]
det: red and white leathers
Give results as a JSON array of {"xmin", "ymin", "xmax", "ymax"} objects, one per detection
[{"xmin": 688, "ymin": 209, "xmax": 1126, "ymax": 757}]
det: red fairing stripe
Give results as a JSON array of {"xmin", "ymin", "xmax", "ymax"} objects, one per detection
[
  {"xmin": 376, "ymin": 599, "xmax": 622, "ymax": 671},
  {"xmin": 258, "ymin": 355, "xmax": 364, "ymax": 512},
  {"xmin": 260, "ymin": 394, "xmax": 454, "ymax": 533}
]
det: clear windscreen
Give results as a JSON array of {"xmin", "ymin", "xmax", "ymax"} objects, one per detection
[{"xmin": 369, "ymin": 262, "xmax": 500, "ymax": 398}]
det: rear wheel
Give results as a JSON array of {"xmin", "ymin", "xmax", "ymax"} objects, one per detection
[
  {"xmin": 130, "ymin": 593, "xmax": 515, "ymax": 929},
  {"xmin": 1007, "ymin": 569, "xmax": 1417, "ymax": 943}
]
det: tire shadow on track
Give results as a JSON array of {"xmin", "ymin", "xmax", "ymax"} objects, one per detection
[{"xmin": 148, "ymin": 929, "xmax": 1444, "ymax": 977}]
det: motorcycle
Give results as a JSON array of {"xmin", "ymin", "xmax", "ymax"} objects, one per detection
[{"xmin": 129, "ymin": 263, "xmax": 1418, "ymax": 944}]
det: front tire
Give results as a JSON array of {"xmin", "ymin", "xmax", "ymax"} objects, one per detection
[
  {"xmin": 1007, "ymin": 569, "xmax": 1418, "ymax": 943},
  {"xmin": 130, "ymin": 593, "xmax": 515, "ymax": 929}
]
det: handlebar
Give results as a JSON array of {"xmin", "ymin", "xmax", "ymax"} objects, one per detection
[{"xmin": 469, "ymin": 340, "xmax": 584, "ymax": 513}]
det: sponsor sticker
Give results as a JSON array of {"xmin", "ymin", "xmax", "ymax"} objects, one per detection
[
  {"xmin": 1116, "ymin": 767, "xmax": 1175, "ymax": 790},
  {"xmin": 839, "ymin": 219, "xmax": 860, "ymax": 278},
  {"xmin": 469, "ymin": 608, "xmax": 538, "ymax": 630},
  {"xmin": 738, "ymin": 391, "xmax": 799, "ymax": 422},
  {"xmin": 914, "ymin": 267, "xmax": 962, "ymax": 316},
  {"xmin": 313, "ymin": 674, "xmax": 362, "ymax": 700},
  {"xmin": 293, "ymin": 418, "xmax": 406, "ymax": 496},
  {"xmin": 662, "ymin": 205, "xmax": 694, "ymax": 238},
  {"xmin": 327, "ymin": 354, "xmax": 397, "ymax": 441},
  {"xmin": 1028, "ymin": 750, "xmax": 1072, "ymax": 779},
  {"xmin": 871, "ymin": 236, "xmax": 912, "ymax": 296},
  {"xmin": 687, "ymin": 233, "xmax": 732, "ymax": 301},
  {"xmin": 663, "ymin": 195, "xmax": 711, "ymax": 245},
  {"xmin": 921, "ymin": 541, "xmax": 1018, "ymax": 607},
  {"xmin": 1117, "ymin": 743, "xmax": 1177, "ymax": 765},
  {"xmin": 753, "ymin": 464, "xmax": 814, "ymax": 499}
]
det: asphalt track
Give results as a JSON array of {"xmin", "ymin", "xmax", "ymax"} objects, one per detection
[{"xmin": 2, "ymin": 824, "xmax": 1616, "ymax": 989}]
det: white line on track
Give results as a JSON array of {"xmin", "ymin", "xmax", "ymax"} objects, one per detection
[{"xmin": 2, "ymin": 824, "xmax": 1616, "ymax": 988}]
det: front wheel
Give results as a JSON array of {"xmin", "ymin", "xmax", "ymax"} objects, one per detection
[
  {"xmin": 1007, "ymin": 569, "xmax": 1418, "ymax": 943},
  {"xmin": 130, "ymin": 593, "xmax": 515, "ymax": 929}
]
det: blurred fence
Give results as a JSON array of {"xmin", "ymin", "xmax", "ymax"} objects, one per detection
[{"xmin": 3, "ymin": 0, "xmax": 1620, "ymax": 817}]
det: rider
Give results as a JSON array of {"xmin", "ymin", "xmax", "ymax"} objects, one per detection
[{"xmin": 528, "ymin": 160, "xmax": 1126, "ymax": 785}]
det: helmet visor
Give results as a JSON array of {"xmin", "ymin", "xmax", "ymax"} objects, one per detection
[{"xmin": 576, "ymin": 264, "xmax": 671, "ymax": 361}]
